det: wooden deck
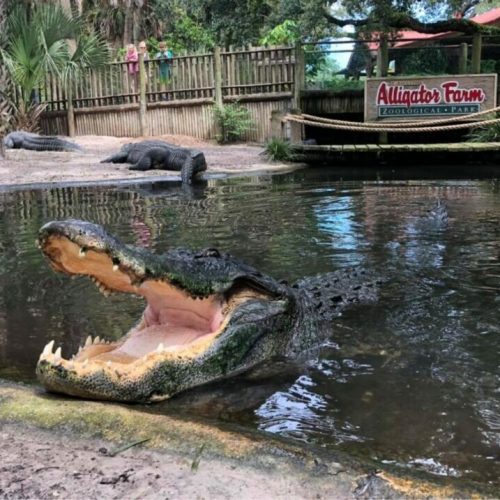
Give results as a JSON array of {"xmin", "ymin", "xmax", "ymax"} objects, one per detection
[{"xmin": 292, "ymin": 142, "xmax": 500, "ymax": 165}]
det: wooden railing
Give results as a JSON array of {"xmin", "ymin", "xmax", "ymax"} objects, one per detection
[
  {"xmin": 220, "ymin": 47, "xmax": 295, "ymax": 96},
  {"xmin": 31, "ymin": 45, "xmax": 296, "ymax": 112}
]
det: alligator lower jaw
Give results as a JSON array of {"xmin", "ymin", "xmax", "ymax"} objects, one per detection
[{"xmin": 36, "ymin": 234, "xmax": 255, "ymax": 385}]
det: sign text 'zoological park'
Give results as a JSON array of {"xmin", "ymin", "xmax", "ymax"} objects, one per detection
[{"xmin": 364, "ymin": 75, "xmax": 498, "ymax": 121}]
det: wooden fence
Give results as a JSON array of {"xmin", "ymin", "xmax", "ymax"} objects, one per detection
[{"xmin": 34, "ymin": 45, "xmax": 298, "ymax": 141}]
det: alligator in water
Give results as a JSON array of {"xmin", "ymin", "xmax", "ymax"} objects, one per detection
[
  {"xmin": 3, "ymin": 131, "xmax": 83, "ymax": 152},
  {"xmin": 101, "ymin": 140, "xmax": 207, "ymax": 184},
  {"xmin": 36, "ymin": 220, "xmax": 380, "ymax": 403}
]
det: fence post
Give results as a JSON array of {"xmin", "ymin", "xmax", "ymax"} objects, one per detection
[
  {"xmin": 293, "ymin": 43, "xmax": 304, "ymax": 109},
  {"xmin": 458, "ymin": 43, "xmax": 468, "ymax": 74},
  {"xmin": 270, "ymin": 110, "xmax": 285, "ymax": 139},
  {"xmin": 471, "ymin": 33, "xmax": 482, "ymax": 73},
  {"xmin": 66, "ymin": 83, "xmax": 75, "ymax": 137},
  {"xmin": 138, "ymin": 52, "xmax": 148, "ymax": 136},
  {"xmin": 213, "ymin": 46, "xmax": 223, "ymax": 109}
]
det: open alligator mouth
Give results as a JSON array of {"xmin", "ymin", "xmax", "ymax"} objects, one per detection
[{"xmin": 36, "ymin": 220, "xmax": 288, "ymax": 402}]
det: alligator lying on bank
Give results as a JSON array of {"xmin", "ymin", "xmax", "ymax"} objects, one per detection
[
  {"xmin": 36, "ymin": 220, "xmax": 380, "ymax": 403},
  {"xmin": 3, "ymin": 131, "xmax": 83, "ymax": 152},
  {"xmin": 101, "ymin": 140, "xmax": 207, "ymax": 184}
]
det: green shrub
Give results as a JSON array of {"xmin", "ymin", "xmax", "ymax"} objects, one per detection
[
  {"xmin": 467, "ymin": 119, "xmax": 500, "ymax": 142},
  {"xmin": 399, "ymin": 47, "xmax": 450, "ymax": 75},
  {"xmin": 214, "ymin": 103, "xmax": 253, "ymax": 144},
  {"xmin": 322, "ymin": 77, "xmax": 364, "ymax": 91},
  {"xmin": 264, "ymin": 137, "xmax": 293, "ymax": 161},
  {"xmin": 480, "ymin": 59, "xmax": 500, "ymax": 74}
]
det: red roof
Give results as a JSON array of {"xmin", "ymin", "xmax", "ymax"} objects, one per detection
[{"xmin": 366, "ymin": 7, "xmax": 500, "ymax": 51}]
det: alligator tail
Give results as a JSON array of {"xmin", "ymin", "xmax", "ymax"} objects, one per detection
[
  {"xmin": 24, "ymin": 136, "xmax": 82, "ymax": 152},
  {"xmin": 181, "ymin": 157, "xmax": 194, "ymax": 184}
]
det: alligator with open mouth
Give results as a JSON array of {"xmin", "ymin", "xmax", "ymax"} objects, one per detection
[
  {"xmin": 101, "ymin": 140, "xmax": 207, "ymax": 184},
  {"xmin": 3, "ymin": 131, "xmax": 83, "ymax": 152},
  {"xmin": 36, "ymin": 220, "xmax": 380, "ymax": 403}
]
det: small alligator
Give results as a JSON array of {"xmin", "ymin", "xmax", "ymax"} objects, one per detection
[
  {"xmin": 101, "ymin": 140, "xmax": 207, "ymax": 184},
  {"xmin": 36, "ymin": 220, "xmax": 380, "ymax": 403},
  {"xmin": 3, "ymin": 131, "xmax": 83, "ymax": 152}
]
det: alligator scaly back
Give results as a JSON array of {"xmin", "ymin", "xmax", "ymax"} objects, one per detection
[{"xmin": 294, "ymin": 268, "xmax": 381, "ymax": 322}]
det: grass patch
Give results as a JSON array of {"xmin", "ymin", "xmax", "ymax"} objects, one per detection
[{"xmin": 264, "ymin": 138, "xmax": 294, "ymax": 161}]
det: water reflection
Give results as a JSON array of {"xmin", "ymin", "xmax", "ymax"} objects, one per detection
[{"xmin": 0, "ymin": 172, "xmax": 499, "ymax": 486}]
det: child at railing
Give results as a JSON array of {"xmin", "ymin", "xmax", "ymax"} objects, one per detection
[
  {"xmin": 125, "ymin": 44, "xmax": 139, "ymax": 93},
  {"xmin": 138, "ymin": 41, "xmax": 149, "ymax": 62},
  {"xmin": 155, "ymin": 41, "xmax": 173, "ymax": 100}
]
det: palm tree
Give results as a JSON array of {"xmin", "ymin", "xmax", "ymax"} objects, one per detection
[
  {"xmin": 0, "ymin": 0, "xmax": 13, "ymax": 154},
  {"xmin": 1, "ymin": 3, "xmax": 110, "ymax": 133}
]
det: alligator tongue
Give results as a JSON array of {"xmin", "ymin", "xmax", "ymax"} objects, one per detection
[{"xmin": 115, "ymin": 324, "xmax": 211, "ymax": 357}]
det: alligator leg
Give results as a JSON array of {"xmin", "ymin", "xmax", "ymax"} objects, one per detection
[
  {"xmin": 100, "ymin": 152, "xmax": 129, "ymax": 163},
  {"xmin": 129, "ymin": 153, "xmax": 153, "ymax": 171}
]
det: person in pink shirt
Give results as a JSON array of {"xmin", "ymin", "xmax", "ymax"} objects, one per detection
[{"xmin": 125, "ymin": 44, "xmax": 139, "ymax": 93}]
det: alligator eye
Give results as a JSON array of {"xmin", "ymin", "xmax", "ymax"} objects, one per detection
[{"xmin": 195, "ymin": 248, "xmax": 220, "ymax": 258}]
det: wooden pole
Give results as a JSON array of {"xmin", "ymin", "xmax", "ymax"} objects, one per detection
[
  {"xmin": 293, "ymin": 42, "xmax": 304, "ymax": 109},
  {"xmin": 66, "ymin": 83, "xmax": 75, "ymax": 137},
  {"xmin": 213, "ymin": 46, "xmax": 223, "ymax": 108},
  {"xmin": 471, "ymin": 33, "xmax": 482, "ymax": 73},
  {"xmin": 458, "ymin": 42, "xmax": 468, "ymax": 74},
  {"xmin": 138, "ymin": 52, "xmax": 148, "ymax": 136},
  {"xmin": 376, "ymin": 35, "xmax": 389, "ymax": 78},
  {"xmin": 376, "ymin": 35, "xmax": 389, "ymax": 144}
]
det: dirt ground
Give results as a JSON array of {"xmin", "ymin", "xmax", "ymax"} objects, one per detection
[
  {"xmin": 0, "ymin": 134, "xmax": 302, "ymax": 188},
  {"xmin": 0, "ymin": 423, "xmax": 334, "ymax": 500}
]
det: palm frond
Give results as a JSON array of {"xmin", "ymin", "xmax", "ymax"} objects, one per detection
[
  {"xmin": 4, "ymin": 1, "xmax": 110, "ymax": 122},
  {"xmin": 33, "ymin": 4, "xmax": 80, "ymax": 47}
]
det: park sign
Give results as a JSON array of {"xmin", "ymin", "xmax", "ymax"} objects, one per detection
[{"xmin": 364, "ymin": 74, "xmax": 498, "ymax": 122}]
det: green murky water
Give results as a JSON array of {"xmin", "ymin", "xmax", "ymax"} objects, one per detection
[{"xmin": 0, "ymin": 167, "xmax": 498, "ymax": 487}]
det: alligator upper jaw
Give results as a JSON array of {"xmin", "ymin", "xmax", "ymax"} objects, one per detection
[{"xmin": 36, "ymin": 230, "xmax": 263, "ymax": 381}]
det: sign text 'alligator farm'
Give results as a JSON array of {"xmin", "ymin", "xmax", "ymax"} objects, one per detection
[{"xmin": 364, "ymin": 74, "xmax": 498, "ymax": 121}]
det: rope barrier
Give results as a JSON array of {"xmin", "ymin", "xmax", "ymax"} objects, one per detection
[
  {"xmin": 285, "ymin": 114, "xmax": 500, "ymax": 133},
  {"xmin": 300, "ymin": 104, "xmax": 500, "ymax": 129}
]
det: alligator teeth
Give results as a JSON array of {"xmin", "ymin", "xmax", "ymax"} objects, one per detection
[
  {"xmin": 84, "ymin": 335, "xmax": 92, "ymax": 347},
  {"xmin": 156, "ymin": 343, "xmax": 165, "ymax": 353},
  {"xmin": 107, "ymin": 361, "xmax": 112, "ymax": 367},
  {"xmin": 94, "ymin": 336, "xmax": 101, "ymax": 345},
  {"xmin": 113, "ymin": 264, "xmax": 119, "ymax": 272},
  {"xmin": 78, "ymin": 248, "xmax": 86, "ymax": 258},
  {"xmin": 82, "ymin": 359, "xmax": 89, "ymax": 368},
  {"xmin": 41, "ymin": 340, "xmax": 55, "ymax": 358},
  {"xmin": 54, "ymin": 347, "xmax": 62, "ymax": 362},
  {"xmin": 67, "ymin": 361, "xmax": 75, "ymax": 370}
]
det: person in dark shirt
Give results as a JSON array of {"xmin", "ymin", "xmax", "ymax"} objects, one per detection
[{"xmin": 155, "ymin": 41, "xmax": 174, "ymax": 99}]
